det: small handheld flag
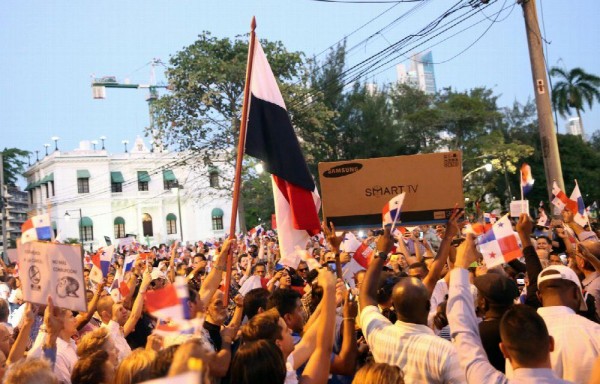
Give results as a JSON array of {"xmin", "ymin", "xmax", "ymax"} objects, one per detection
[
  {"xmin": 551, "ymin": 181, "xmax": 578, "ymax": 213},
  {"xmin": 477, "ymin": 214, "xmax": 522, "ymax": 268},
  {"xmin": 520, "ymin": 163, "xmax": 534, "ymax": 196},
  {"xmin": 382, "ymin": 192, "xmax": 406, "ymax": 230},
  {"xmin": 570, "ymin": 181, "xmax": 589, "ymax": 227},
  {"xmin": 21, "ymin": 214, "xmax": 53, "ymax": 244}
]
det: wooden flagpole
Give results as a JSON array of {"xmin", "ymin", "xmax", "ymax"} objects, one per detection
[{"xmin": 223, "ymin": 17, "xmax": 257, "ymax": 303}]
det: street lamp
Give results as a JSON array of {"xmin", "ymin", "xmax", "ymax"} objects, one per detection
[
  {"xmin": 64, "ymin": 209, "xmax": 84, "ymax": 245},
  {"xmin": 51, "ymin": 136, "xmax": 60, "ymax": 151},
  {"xmin": 122, "ymin": 140, "xmax": 129, "ymax": 153},
  {"xmin": 255, "ymin": 163, "xmax": 264, "ymax": 174},
  {"xmin": 463, "ymin": 163, "xmax": 493, "ymax": 181},
  {"xmin": 100, "ymin": 136, "xmax": 106, "ymax": 150},
  {"xmin": 91, "ymin": 140, "xmax": 98, "ymax": 150},
  {"xmin": 171, "ymin": 183, "xmax": 184, "ymax": 242},
  {"xmin": 35, "ymin": 150, "xmax": 39, "ymax": 162},
  {"xmin": 44, "ymin": 143, "xmax": 50, "ymax": 156}
]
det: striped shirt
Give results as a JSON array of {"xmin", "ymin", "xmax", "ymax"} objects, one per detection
[{"xmin": 360, "ymin": 305, "xmax": 465, "ymax": 384}]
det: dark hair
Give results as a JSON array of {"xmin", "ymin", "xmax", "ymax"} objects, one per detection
[
  {"xmin": 230, "ymin": 340, "xmax": 286, "ymax": 384},
  {"xmin": 71, "ymin": 350, "xmax": 110, "ymax": 384},
  {"xmin": 0, "ymin": 299, "xmax": 9, "ymax": 322},
  {"xmin": 499, "ymin": 305, "xmax": 550, "ymax": 366},
  {"xmin": 377, "ymin": 273, "xmax": 401, "ymax": 304},
  {"xmin": 267, "ymin": 288, "xmax": 301, "ymax": 317},
  {"xmin": 536, "ymin": 235, "xmax": 552, "ymax": 245},
  {"xmin": 408, "ymin": 262, "xmax": 429, "ymax": 273},
  {"xmin": 244, "ymin": 288, "xmax": 270, "ymax": 320},
  {"xmin": 251, "ymin": 262, "xmax": 267, "ymax": 275},
  {"xmin": 149, "ymin": 345, "xmax": 179, "ymax": 379},
  {"xmin": 241, "ymin": 308, "xmax": 282, "ymax": 343}
]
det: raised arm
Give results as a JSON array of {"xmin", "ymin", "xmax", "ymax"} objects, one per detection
[
  {"xmin": 423, "ymin": 209, "xmax": 463, "ymax": 297},
  {"xmin": 123, "ymin": 270, "xmax": 151, "ymax": 336},
  {"xmin": 300, "ymin": 269, "xmax": 337, "ymax": 384},
  {"xmin": 330, "ymin": 291, "xmax": 358, "ymax": 376},
  {"xmin": 199, "ymin": 239, "xmax": 232, "ymax": 306},
  {"xmin": 359, "ymin": 227, "xmax": 394, "ymax": 309},
  {"xmin": 7, "ymin": 303, "xmax": 34, "ymax": 365},
  {"xmin": 76, "ymin": 280, "xmax": 106, "ymax": 330},
  {"xmin": 168, "ymin": 241, "xmax": 179, "ymax": 283},
  {"xmin": 516, "ymin": 214, "xmax": 542, "ymax": 308},
  {"xmin": 447, "ymin": 235, "xmax": 507, "ymax": 384}
]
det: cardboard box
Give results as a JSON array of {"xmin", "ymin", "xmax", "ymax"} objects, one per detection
[{"xmin": 318, "ymin": 152, "xmax": 464, "ymax": 229}]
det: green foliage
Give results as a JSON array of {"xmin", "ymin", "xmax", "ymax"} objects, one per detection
[{"xmin": 2, "ymin": 148, "xmax": 30, "ymax": 186}]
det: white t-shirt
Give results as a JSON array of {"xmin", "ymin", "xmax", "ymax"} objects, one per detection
[{"xmin": 285, "ymin": 354, "xmax": 298, "ymax": 384}]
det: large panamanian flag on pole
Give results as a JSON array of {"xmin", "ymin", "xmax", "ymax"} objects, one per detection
[{"xmin": 245, "ymin": 38, "xmax": 321, "ymax": 269}]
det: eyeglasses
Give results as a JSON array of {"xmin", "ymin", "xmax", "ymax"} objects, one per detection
[{"xmin": 298, "ymin": 268, "xmax": 309, "ymax": 272}]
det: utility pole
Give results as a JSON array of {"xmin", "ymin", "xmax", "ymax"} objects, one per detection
[
  {"xmin": 521, "ymin": 0, "xmax": 564, "ymax": 204},
  {"xmin": 0, "ymin": 153, "xmax": 7, "ymax": 261}
]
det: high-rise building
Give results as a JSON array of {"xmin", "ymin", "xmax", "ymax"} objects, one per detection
[
  {"xmin": 396, "ymin": 51, "xmax": 437, "ymax": 94},
  {"xmin": 566, "ymin": 116, "xmax": 583, "ymax": 137},
  {"xmin": 0, "ymin": 185, "xmax": 29, "ymax": 250}
]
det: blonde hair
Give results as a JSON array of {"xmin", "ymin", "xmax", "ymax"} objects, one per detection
[
  {"xmin": 4, "ymin": 358, "xmax": 58, "ymax": 384},
  {"xmin": 77, "ymin": 327, "xmax": 110, "ymax": 358},
  {"xmin": 353, "ymin": 362, "xmax": 404, "ymax": 384},
  {"xmin": 114, "ymin": 349, "xmax": 156, "ymax": 384}
]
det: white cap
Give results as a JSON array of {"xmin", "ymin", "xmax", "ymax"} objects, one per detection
[{"xmin": 538, "ymin": 265, "xmax": 587, "ymax": 312}]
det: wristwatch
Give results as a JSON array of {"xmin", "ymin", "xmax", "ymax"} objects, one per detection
[{"xmin": 375, "ymin": 251, "xmax": 388, "ymax": 261}]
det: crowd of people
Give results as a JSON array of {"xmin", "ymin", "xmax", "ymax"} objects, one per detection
[{"xmin": 0, "ymin": 206, "xmax": 598, "ymax": 383}]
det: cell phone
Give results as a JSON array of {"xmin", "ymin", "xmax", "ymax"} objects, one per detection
[
  {"xmin": 419, "ymin": 231, "xmax": 424, "ymax": 240},
  {"xmin": 516, "ymin": 278, "xmax": 525, "ymax": 286},
  {"xmin": 344, "ymin": 282, "xmax": 355, "ymax": 302},
  {"xmin": 327, "ymin": 260, "xmax": 337, "ymax": 272}
]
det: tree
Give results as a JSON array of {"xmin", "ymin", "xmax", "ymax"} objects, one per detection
[
  {"xmin": 2, "ymin": 148, "xmax": 30, "ymax": 186},
  {"xmin": 549, "ymin": 66, "xmax": 600, "ymax": 138}
]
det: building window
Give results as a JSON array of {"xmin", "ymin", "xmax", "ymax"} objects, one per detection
[
  {"xmin": 45, "ymin": 184, "xmax": 49, "ymax": 198},
  {"xmin": 80, "ymin": 217, "xmax": 94, "ymax": 242},
  {"xmin": 111, "ymin": 182, "xmax": 123, "ymax": 193},
  {"xmin": 77, "ymin": 178, "xmax": 89, "ymax": 194},
  {"xmin": 51, "ymin": 182, "xmax": 55, "ymax": 196},
  {"xmin": 138, "ymin": 171, "xmax": 150, "ymax": 191},
  {"xmin": 164, "ymin": 179, "xmax": 177, "ymax": 190},
  {"xmin": 142, "ymin": 213, "xmax": 153, "ymax": 237},
  {"xmin": 211, "ymin": 207, "xmax": 224, "ymax": 231},
  {"xmin": 166, "ymin": 213, "xmax": 177, "ymax": 234},
  {"xmin": 163, "ymin": 170, "xmax": 177, "ymax": 190},
  {"xmin": 209, "ymin": 171, "xmax": 219, "ymax": 188},
  {"xmin": 114, "ymin": 217, "xmax": 126, "ymax": 239}
]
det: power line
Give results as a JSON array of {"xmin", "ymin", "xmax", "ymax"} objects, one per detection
[{"xmin": 305, "ymin": 0, "xmax": 424, "ymax": 3}]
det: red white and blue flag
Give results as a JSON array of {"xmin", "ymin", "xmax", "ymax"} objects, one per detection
[
  {"xmin": 382, "ymin": 193, "xmax": 406, "ymax": 229},
  {"xmin": 245, "ymin": 38, "xmax": 321, "ymax": 268},
  {"xmin": 248, "ymin": 225, "xmax": 264, "ymax": 239},
  {"xmin": 484, "ymin": 212, "xmax": 497, "ymax": 224},
  {"xmin": 520, "ymin": 163, "xmax": 534, "ymax": 196},
  {"xmin": 21, "ymin": 214, "xmax": 53, "ymax": 244},
  {"xmin": 144, "ymin": 277, "xmax": 190, "ymax": 321},
  {"xmin": 340, "ymin": 232, "xmax": 374, "ymax": 269},
  {"xmin": 570, "ymin": 181, "xmax": 589, "ymax": 227},
  {"xmin": 552, "ymin": 181, "xmax": 578, "ymax": 213},
  {"xmin": 90, "ymin": 245, "xmax": 114, "ymax": 284},
  {"xmin": 123, "ymin": 254, "xmax": 137, "ymax": 273},
  {"xmin": 477, "ymin": 214, "xmax": 522, "ymax": 268}
]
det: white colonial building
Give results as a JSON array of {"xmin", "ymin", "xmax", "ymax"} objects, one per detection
[{"xmin": 23, "ymin": 137, "xmax": 236, "ymax": 250}]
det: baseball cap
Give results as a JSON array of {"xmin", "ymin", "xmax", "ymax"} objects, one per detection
[
  {"xmin": 537, "ymin": 265, "xmax": 588, "ymax": 312},
  {"xmin": 474, "ymin": 272, "xmax": 520, "ymax": 305}
]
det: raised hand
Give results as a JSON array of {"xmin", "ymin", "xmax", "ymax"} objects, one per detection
[{"xmin": 322, "ymin": 221, "xmax": 347, "ymax": 253}]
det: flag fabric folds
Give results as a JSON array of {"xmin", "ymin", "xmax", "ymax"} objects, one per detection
[
  {"xmin": 552, "ymin": 181, "xmax": 578, "ymax": 213},
  {"xmin": 520, "ymin": 163, "xmax": 534, "ymax": 196},
  {"xmin": 477, "ymin": 214, "xmax": 522, "ymax": 268},
  {"xmin": 143, "ymin": 277, "xmax": 190, "ymax": 321},
  {"xmin": 569, "ymin": 181, "xmax": 589, "ymax": 227},
  {"xmin": 90, "ymin": 245, "xmax": 114, "ymax": 284},
  {"xmin": 484, "ymin": 213, "xmax": 497, "ymax": 224},
  {"xmin": 21, "ymin": 214, "xmax": 53, "ymax": 244},
  {"xmin": 382, "ymin": 193, "xmax": 406, "ymax": 229},
  {"xmin": 248, "ymin": 225, "xmax": 264, "ymax": 239},
  {"xmin": 245, "ymin": 39, "xmax": 321, "ymax": 268},
  {"xmin": 341, "ymin": 232, "xmax": 373, "ymax": 269}
]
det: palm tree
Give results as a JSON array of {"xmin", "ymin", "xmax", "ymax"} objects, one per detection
[{"xmin": 549, "ymin": 67, "xmax": 600, "ymax": 138}]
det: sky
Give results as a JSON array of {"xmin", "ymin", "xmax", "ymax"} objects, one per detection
[{"xmin": 1, "ymin": 0, "xmax": 599, "ymax": 172}]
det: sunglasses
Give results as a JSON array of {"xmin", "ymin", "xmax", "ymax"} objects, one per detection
[{"xmin": 298, "ymin": 268, "xmax": 309, "ymax": 272}]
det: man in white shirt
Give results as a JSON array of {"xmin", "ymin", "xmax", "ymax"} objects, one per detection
[
  {"xmin": 517, "ymin": 264, "xmax": 600, "ymax": 383},
  {"xmin": 97, "ymin": 270, "xmax": 150, "ymax": 362},
  {"xmin": 447, "ymin": 228, "xmax": 571, "ymax": 384},
  {"xmin": 359, "ymin": 226, "xmax": 465, "ymax": 384}
]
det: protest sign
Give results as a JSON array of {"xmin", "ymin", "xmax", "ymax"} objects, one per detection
[
  {"xmin": 318, "ymin": 151, "xmax": 464, "ymax": 229},
  {"xmin": 17, "ymin": 241, "xmax": 86, "ymax": 312}
]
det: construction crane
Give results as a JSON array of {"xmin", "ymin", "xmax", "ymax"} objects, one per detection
[{"xmin": 91, "ymin": 58, "xmax": 169, "ymax": 150}]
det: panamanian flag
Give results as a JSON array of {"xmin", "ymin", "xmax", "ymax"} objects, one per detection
[
  {"xmin": 248, "ymin": 225, "xmax": 264, "ymax": 239},
  {"xmin": 245, "ymin": 37, "xmax": 321, "ymax": 269},
  {"xmin": 552, "ymin": 181, "xmax": 578, "ymax": 213},
  {"xmin": 90, "ymin": 245, "xmax": 114, "ymax": 284},
  {"xmin": 484, "ymin": 212, "xmax": 497, "ymax": 224},
  {"xmin": 570, "ymin": 181, "xmax": 588, "ymax": 227},
  {"xmin": 341, "ymin": 232, "xmax": 373, "ymax": 269},
  {"xmin": 477, "ymin": 214, "xmax": 522, "ymax": 268},
  {"xmin": 520, "ymin": 163, "xmax": 534, "ymax": 196},
  {"xmin": 143, "ymin": 276, "xmax": 190, "ymax": 321},
  {"xmin": 382, "ymin": 192, "xmax": 406, "ymax": 229},
  {"xmin": 21, "ymin": 214, "xmax": 52, "ymax": 244}
]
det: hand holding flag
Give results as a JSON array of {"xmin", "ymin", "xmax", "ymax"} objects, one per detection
[
  {"xmin": 477, "ymin": 214, "xmax": 522, "ymax": 268},
  {"xmin": 520, "ymin": 163, "xmax": 534, "ymax": 196}
]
